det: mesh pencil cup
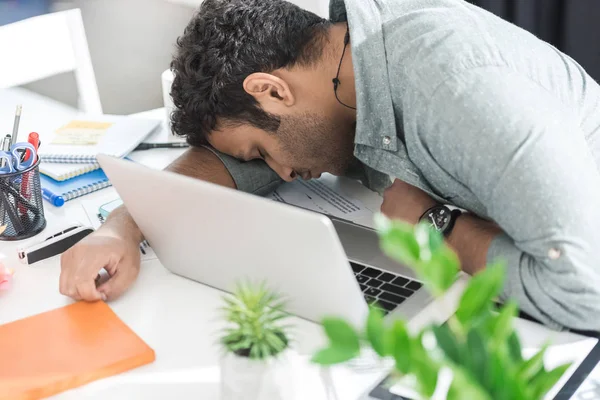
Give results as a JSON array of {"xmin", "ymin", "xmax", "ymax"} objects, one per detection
[{"xmin": 0, "ymin": 158, "xmax": 47, "ymax": 241}]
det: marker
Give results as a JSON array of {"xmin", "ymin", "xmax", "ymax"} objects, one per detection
[
  {"xmin": 42, "ymin": 188, "xmax": 65, "ymax": 207},
  {"xmin": 24, "ymin": 132, "xmax": 39, "ymax": 162}
]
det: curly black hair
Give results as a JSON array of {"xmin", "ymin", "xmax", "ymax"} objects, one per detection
[{"xmin": 170, "ymin": 0, "xmax": 332, "ymax": 147}]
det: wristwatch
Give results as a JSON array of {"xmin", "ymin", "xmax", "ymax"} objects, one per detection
[{"xmin": 419, "ymin": 205, "xmax": 462, "ymax": 237}]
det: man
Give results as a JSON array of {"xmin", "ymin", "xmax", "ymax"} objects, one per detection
[{"xmin": 61, "ymin": 0, "xmax": 600, "ymax": 331}]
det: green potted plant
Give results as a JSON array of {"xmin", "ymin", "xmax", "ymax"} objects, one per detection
[
  {"xmin": 312, "ymin": 214, "xmax": 571, "ymax": 400},
  {"xmin": 219, "ymin": 281, "xmax": 295, "ymax": 400}
]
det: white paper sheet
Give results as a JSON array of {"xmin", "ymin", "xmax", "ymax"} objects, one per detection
[{"xmin": 269, "ymin": 174, "xmax": 382, "ymax": 229}]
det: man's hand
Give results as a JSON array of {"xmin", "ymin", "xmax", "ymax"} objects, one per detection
[
  {"xmin": 60, "ymin": 232, "xmax": 141, "ymax": 302},
  {"xmin": 381, "ymin": 179, "xmax": 437, "ymax": 224}
]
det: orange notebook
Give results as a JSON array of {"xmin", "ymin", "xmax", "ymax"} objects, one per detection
[{"xmin": 0, "ymin": 301, "xmax": 155, "ymax": 400}]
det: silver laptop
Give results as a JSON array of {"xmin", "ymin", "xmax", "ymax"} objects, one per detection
[{"xmin": 98, "ymin": 154, "xmax": 434, "ymax": 326}]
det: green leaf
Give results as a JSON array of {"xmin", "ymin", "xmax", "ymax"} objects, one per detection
[
  {"xmin": 447, "ymin": 366, "xmax": 493, "ymax": 400},
  {"xmin": 432, "ymin": 324, "xmax": 461, "ymax": 365},
  {"xmin": 413, "ymin": 223, "xmax": 446, "ymax": 263},
  {"xmin": 414, "ymin": 223, "xmax": 434, "ymax": 262},
  {"xmin": 378, "ymin": 221, "xmax": 421, "ymax": 266},
  {"xmin": 264, "ymin": 331, "xmax": 286, "ymax": 353},
  {"xmin": 412, "ymin": 352, "xmax": 439, "ymax": 398},
  {"xmin": 421, "ymin": 247, "xmax": 460, "ymax": 295},
  {"xmin": 250, "ymin": 344, "xmax": 260, "ymax": 359},
  {"xmin": 466, "ymin": 328, "xmax": 488, "ymax": 387},
  {"xmin": 455, "ymin": 262, "xmax": 506, "ymax": 326},
  {"xmin": 517, "ymin": 344, "xmax": 548, "ymax": 382},
  {"xmin": 366, "ymin": 307, "xmax": 387, "ymax": 357},
  {"xmin": 531, "ymin": 362, "xmax": 571, "ymax": 399},
  {"xmin": 487, "ymin": 347, "xmax": 508, "ymax": 398},
  {"xmin": 507, "ymin": 332, "xmax": 524, "ymax": 363},
  {"xmin": 389, "ymin": 320, "xmax": 412, "ymax": 373},
  {"xmin": 491, "ymin": 301, "xmax": 519, "ymax": 346},
  {"xmin": 321, "ymin": 317, "xmax": 360, "ymax": 353},
  {"xmin": 426, "ymin": 224, "xmax": 444, "ymax": 254},
  {"xmin": 311, "ymin": 346, "xmax": 357, "ymax": 365},
  {"xmin": 229, "ymin": 339, "xmax": 252, "ymax": 352},
  {"xmin": 493, "ymin": 346, "xmax": 528, "ymax": 400}
]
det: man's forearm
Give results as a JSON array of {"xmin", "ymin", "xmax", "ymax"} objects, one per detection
[
  {"xmin": 102, "ymin": 146, "xmax": 235, "ymax": 239},
  {"xmin": 446, "ymin": 214, "xmax": 502, "ymax": 275},
  {"xmin": 164, "ymin": 146, "xmax": 236, "ymax": 187}
]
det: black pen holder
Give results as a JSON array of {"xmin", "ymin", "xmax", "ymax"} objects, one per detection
[{"xmin": 0, "ymin": 158, "xmax": 46, "ymax": 241}]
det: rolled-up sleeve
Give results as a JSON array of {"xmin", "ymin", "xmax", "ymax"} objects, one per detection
[
  {"xmin": 421, "ymin": 68, "xmax": 600, "ymax": 330},
  {"xmin": 202, "ymin": 146, "xmax": 283, "ymax": 196}
]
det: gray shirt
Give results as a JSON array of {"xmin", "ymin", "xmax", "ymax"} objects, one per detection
[{"xmin": 208, "ymin": 0, "xmax": 600, "ymax": 331}]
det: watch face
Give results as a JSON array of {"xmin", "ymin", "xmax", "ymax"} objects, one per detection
[{"xmin": 425, "ymin": 206, "xmax": 451, "ymax": 232}]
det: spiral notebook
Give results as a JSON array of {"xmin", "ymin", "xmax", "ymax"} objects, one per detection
[
  {"xmin": 39, "ymin": 116, "xmax": 160, "ymax": 163},
  {"xmin": 40, "ymin": 169, "xmax": 111, "ymax": 202},
  {"xmin": 40, "ymin": 162, "xmax": 100, "ymax": 181}
]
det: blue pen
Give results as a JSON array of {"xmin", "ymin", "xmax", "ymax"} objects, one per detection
[{"xmin": 42, "ymin": 188, "xmax": 65, "ymax": 207}]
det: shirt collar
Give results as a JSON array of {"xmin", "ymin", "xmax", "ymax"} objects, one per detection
[{"xmin": 332, "ymin": 0, "xmax": 399, "ymax": 152}]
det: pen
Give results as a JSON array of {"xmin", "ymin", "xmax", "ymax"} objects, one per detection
[
  {"xmin": 42, "ymin": 188, "xmax": 65, "ymax": 207},
  {"xmin": 134, "ymin": 142, "xmax": 189, "ymax": 151},
  {"xmin": 11, "ymin": 105, "xmax": 22, "ymax": 146},
  {"xmin": 0, "ymin": 135, "xmax": 10, "ymax": 168}
]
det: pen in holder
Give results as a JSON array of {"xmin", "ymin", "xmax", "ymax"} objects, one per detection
[{"xmin": 0, "ymin": 157, "xmax": 46, "ymax": 241}]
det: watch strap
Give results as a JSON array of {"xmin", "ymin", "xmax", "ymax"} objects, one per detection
[
  {"xmin": 443, "ymin": 208, "xmax": 463, "ymax": 237},
  {"xmin": 419, "ymin": 205, "xmax": 462, "ymax": 238}
]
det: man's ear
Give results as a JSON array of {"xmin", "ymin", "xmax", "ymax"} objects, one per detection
[{"xmin": 243, "ymin": 73, "xmax": 295, "ymax": 109}]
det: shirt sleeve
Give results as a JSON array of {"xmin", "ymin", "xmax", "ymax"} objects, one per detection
[
  {"xmin": 420, "ymin": 68, "xmax": 600, "ymax": 331},
  {"xmin": 202, "ymin": 146, "xmax": 283, "ymax": 196}
]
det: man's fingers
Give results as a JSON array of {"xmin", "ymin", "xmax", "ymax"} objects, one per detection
[
  {"xmin": 58, "ymin": 234, "xmax": 140, "ymax": 302},
  {"xmin": 97, "ymin": 264, "xmax": 139, "ymax": 301},
  {"xmin": 75, "ymin": 280, "xmax": 104, "ymax": 302},
  {"xmin": 60, "ymin": 255, "xmax": 106, "ymax": 301}
]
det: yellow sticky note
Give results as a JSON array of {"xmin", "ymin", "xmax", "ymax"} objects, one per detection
[
  {"xmin": 57, "ymin": 120, "xmax": 113, "ymax": 131},
  {"xmin": 52, "ymin": 120, "xmax": 113, "ymax": 146}
]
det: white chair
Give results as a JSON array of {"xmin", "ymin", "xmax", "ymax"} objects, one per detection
[{"xmin": 0, "ymin": 9, "xmax": 102, "ymax": 114}]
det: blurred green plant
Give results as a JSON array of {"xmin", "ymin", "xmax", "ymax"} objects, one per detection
[
  {"xmin": 312, "ymin": 214, "xmax": 570, "ymax": 399},
  {"xmin": 220, "ymin": 282, "xmax": 291, "ymax": 360}
]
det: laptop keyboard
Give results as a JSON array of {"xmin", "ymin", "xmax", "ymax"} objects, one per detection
[{"xmin": 351, "ymin": 261, "xmax": 422, "ymax": 316}]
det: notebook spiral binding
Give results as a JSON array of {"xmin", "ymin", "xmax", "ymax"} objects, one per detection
[
  {"xmin": 63, "ymin": 181, "xmax": 112, "ymax": 201},
  {"xmin": 41, "ymin": 154, "xmax": 99, "ymax": 163}
]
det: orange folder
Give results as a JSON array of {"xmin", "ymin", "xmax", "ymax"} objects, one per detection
[{"xmin": 0, "ymin": 301, "xmax": 155, "ymax": 400}]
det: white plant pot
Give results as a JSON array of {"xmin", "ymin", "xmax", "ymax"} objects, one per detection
[{"xmin": 220, "ymin": 349, "xmax": 296, "ymax": 400}]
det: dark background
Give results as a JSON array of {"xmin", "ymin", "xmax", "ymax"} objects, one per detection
[{"xmin": 469, "ymin": 0, "xmax": 600, "ymax": 82}]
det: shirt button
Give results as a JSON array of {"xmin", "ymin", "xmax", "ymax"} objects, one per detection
[
  {"xmin": 382, "ymin": 136, "xmax": 391, "ymax": 146},
  {"xmin": 548, "ymin": 248, "xmax": 561, "ymax": 260}
]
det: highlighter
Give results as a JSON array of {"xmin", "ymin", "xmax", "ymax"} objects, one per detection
[{"xmin": 42, "ymin": 188, "xmax": 65, "ymax": 207}]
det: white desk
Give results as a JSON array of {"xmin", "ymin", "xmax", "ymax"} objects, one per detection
[{"xmin": 0, "ymin": 97, "xmax": 597, "ymax": 399}]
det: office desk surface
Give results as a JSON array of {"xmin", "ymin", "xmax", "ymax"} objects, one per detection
[{"xmin": 0, "ymin": 100, "xmax": 596, "ymax": 399}]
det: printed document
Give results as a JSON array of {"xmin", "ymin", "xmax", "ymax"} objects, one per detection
[{"xmin": 269, "ymin": 174, "xmax": 382, "ymax": 229}]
